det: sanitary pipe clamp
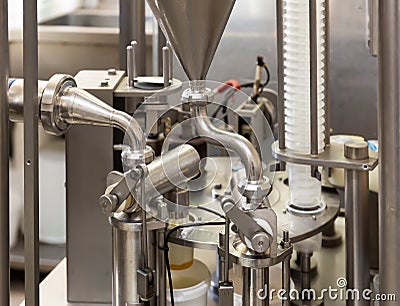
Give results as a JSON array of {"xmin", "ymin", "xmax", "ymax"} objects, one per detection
[{"xmin": 40, "ymin": 74, "xmax": 76, "ymax": 136}]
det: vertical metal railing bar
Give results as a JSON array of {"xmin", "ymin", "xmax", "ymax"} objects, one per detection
[
  {"xmin": 0, "ymin": 0, "xmax": 10, "ymax": 303},
  {"xmin": 23, "ymin": 0, "xmax": 40, "ymax": 304}
]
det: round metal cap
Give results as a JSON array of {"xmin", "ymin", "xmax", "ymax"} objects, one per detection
[
  {"xmin": 251, "ymin": 231, "xmax": 271, "ymax": 253},
  {"xmin": 344, "ymin": 140, "xmax": 369, "ymax": 160}
]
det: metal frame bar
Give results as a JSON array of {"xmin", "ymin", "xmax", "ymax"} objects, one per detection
[
  {"xmin": 276, "ymin": 0, "xmax": 286, "ymax": 151},
  {"xmin": 378, "ymin": 0, "xmax": 400, "ymax": 302},
  {"xmin": 323, "ymin": 0, "xmax": 331, "ymax": 146},
  {"xmin": 119, "ymin": 0, "xmax": 146, "ymax": 74},
  {"xmin": 23, "ymin": 0, "xmax": 40, "ymax": 304},
  {"xmin": 0, "ymin": 0, "xmax": 10, "ymax": 304},
  {"xmin": 309, "ymin": 0, "xmax": 319, "ymax": 157}
]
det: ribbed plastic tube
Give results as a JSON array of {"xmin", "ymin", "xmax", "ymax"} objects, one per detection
[{"xmin": 284, "ymin": 0, "xmax": 326, "ymax": 208}]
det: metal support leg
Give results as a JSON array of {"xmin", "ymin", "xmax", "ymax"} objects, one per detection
[
  {"xmin": 242, "ymin": 267, "xmax": 269, "ymax": 306},
  {"xmin": 157, "ymin": 228, "xmax": 167, "ymax": 306},
  {"xmin": 344, "ymin": 141, "xmax": 370, "ymax": 306},
  {"xmin": 378, "ymin": 0, "xmax": 400, "ymax": 303},
  {"xmin": 281, "ymin": 231, "xmax": 291, "ymax": 306},
  {"xmin": 23, "ymin": 0, "xmax": 40, "ymax": 304},
  {"xmin": 300, "ymin": 253, "xmax": 312, "ymax": 296},
  {"xmin": 112, "ymin": 218, "xmax": 143, "ymax": 306},
  {"xmin": 0, "ymin": 0, "xmax": 10, "ymax": 304},
  {"xmin": 282, "ymin": 257, "xmax": 291, "ymax": 306}
]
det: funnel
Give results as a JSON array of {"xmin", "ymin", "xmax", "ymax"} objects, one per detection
[{"xmin": 146, "ymin": 0, "xmax": 236, "ymax": 80}]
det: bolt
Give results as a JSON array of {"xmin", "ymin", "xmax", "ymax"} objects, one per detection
[
  {"xmin": 312, "ymin": 215, "xmax": 317, "ymax": 220},
  {"xmin": 100, "ymin": 80, "xmax": 109, "ymax": 87},
  {"xmin": 283, "ymin": 230, "xmax": 289, "ymax": 243},
  {"xmin": 283, "ymin": 209, "xmax": 287, "ymax": 214},
  {"xmin": 108, "ymin": 68, "xmax": 117, "ymax": 75}
]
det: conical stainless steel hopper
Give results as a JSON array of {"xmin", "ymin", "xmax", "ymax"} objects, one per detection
[{"xmin": 146, "ymin": 0, "xmax": 236, "ymax": 80}]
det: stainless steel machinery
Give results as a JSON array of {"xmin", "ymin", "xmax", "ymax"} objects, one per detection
[{"xmin": 1, "ymin": 0, "xmax": 399, "ymax": 306}]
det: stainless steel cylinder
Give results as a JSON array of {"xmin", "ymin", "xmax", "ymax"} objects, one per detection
[
  {"xmin": 378, "ymin": 1, "xmax": 400, "ymax": 303},
  {"xmin": 344, "ymin": 141, "xmax": 369, "ymax": 306},
  {"xmin": 8, "ymin": 79, "xmax": 48, "ymax": 122},
  {"xmin": 242, "ymin": 267, "xmax": 269, "ymax": 306},
  {"xmin": 146, "ymin": 144, "xmax": 200, "ymax": 195},
  {"xmin": 300, "ymin": 253, "xmax": 312, "ymax": 293},
  {"xmin": 111, "ymin": 217, "xmax": 158, "ymax": 306}
]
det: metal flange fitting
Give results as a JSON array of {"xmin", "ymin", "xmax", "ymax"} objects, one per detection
[
  {"xmin": 40, "ymin": 74, "xmax": 76, "ymax": 136},
  {"xmin": 237, "ymin": 176, "xmax": 271, "ymax": 209},
  {"xmin": 121, "ymin": 145, "xmax": 155, "ymax": 168},
  {"xmin": 181, "ymin": 87, "xmax": 214, "ymax": 106}
]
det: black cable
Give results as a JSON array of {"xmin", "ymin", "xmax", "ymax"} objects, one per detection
[
  {"xmin": 195, "ymin": 206, "xmax": 226, "ymax": 219},
  {"xmin": 259, "ymin": 64, "xmax": 271, "ymax": 93},
  {"xmin": 161, "ymin": 221, "xmax": 226, "ymax": 306},
  {"xmin": 211, "ymin": 87, "xmax": 236, "ymax": 118}
]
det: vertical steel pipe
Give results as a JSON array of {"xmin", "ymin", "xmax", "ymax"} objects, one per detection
[
  {"xmin": 282, "ymin": 257, "xmax": 291, "ymax": 306},
  {"xmin": 0, "ymin": 0, "xmax": 10, "ymax": 304},
  {"xmin": 378, "ymin": 0, "xmax": 400, "ymax": 303},
  {"xmin": 23, "ymin": 0, "xmax": 40, "ymax": 304},
  {"xmin": 309, "ymin": 0, "xmax": 319, "ymax": 157},
  {"xmin": 276, "ymin": 0, "xmax": 286, "ymax": 151},
  {"xmin": 344, "ymin": 141, "xmax": 370, "ymax": 306},
  {"xmin": 242, "ymin": 267, "xmax": 251, "ymax": 306},
  {"xmin": 119, "ymin": 0, "xmax": 146, "ymax": 74},
  {"xmin": 323, "ymin": 0, "xmax": 331, "ymax": 146},
  {"xmin": 242, "ymin": 267, "xmax": 269, "ymax": 306}
]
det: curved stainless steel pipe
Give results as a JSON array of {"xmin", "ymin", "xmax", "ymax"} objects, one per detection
[
  {"xmin": 58, "ymin": 86, "xmax": 145, "ymax": 151},
  {"xmin": 192, "ymin": 104, "xmax": 263, "ymax": 183},
  {"xmin": 8, "ymin": 77, "xmax": 145, "ymax": 152}
]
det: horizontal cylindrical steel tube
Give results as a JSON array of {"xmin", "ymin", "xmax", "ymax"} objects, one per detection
[
  {"xmin": 146, "ymin": 144, "xmax": 200, "ymax": 196},
  {"xmin": 8, "ymin": 79, "xmax": 47, "ymax": 122}
]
